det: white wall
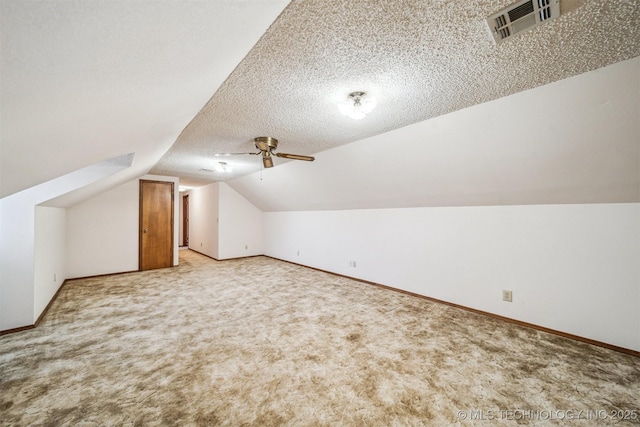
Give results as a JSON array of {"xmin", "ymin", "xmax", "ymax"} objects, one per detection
[
  {"xmin": 187, "ymin": 183, "xmax": 220, "ymax": 259},
  {"xmin": 66, "ymin": 174, "xmax": 179, "ymax": 279},
  {"xmin": 0, "ymin": 155, "xmax": 132, "ymax": 330},
  {"xmin": 264, "ymin": 203, "xmax": 640, "ymax": 351},
  {"xmin": 66, "ymin": 179, "xmax": 139, "ymax": 278},
  {"xmin": 0, "ymin": 192, "xmax": 36, "ymax": 329},
  {"xmin": 34, "ymin": 206, "xmax": 66, "ymax": 321},
  {"xmin": 219, "ymin": 183, "xmax": 263, "ymax": 259},
  {"xmin": 186, "ymin": 182, "xmax": 263, "ymax": 260}
]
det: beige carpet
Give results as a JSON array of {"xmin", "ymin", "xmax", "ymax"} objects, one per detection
[{"xmin": 1, "ymin": 249, "xmax": 638, "ymax": 426}]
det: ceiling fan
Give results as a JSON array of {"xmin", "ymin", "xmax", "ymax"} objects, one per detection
[{"xmin": 216, "ymin": 137, "xmax": 315, "ymax": 169}]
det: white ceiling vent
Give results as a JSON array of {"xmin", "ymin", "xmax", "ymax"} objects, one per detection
[{"xmin": 487, "ymin": 0, "xmax": 560, "ymax": 43}]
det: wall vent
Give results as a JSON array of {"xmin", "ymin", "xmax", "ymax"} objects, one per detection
[{"xmin": 487, "ymin": 0, "xmax": 560, "ymax": 43}]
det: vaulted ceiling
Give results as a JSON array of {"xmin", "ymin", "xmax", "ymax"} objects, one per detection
[
  {"xmin": 0, "ymin": 0, "xmax": 289, "ymax": 199},
  {"xmin": 150, "ymin": 0, "xmax": 640, "ymax": 186},
  {"xmin": 1, "ymin": 0, "xmax": 639, "ymax": 211}
]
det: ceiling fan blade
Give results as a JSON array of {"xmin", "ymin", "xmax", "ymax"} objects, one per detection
[
  {"xmin": 213, "ymin": 152, "xmax": 259, "ymax": 156},
  {"xmin": 262, "ymin": 151, "xmax": 274, "ymax": 168},
  {"xmin": 275, "ymin": 152, "xmax": 315, "ymax": 162}
]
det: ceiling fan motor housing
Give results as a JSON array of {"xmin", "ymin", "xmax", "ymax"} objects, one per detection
[{"xmin": 255, "ymin": 136, "xmax": 278, "ymax": 152}]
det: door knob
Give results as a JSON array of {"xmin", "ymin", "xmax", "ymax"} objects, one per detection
[{"xmin": 143, "ymin": 228, "xmax": 148, "ymax": 233}]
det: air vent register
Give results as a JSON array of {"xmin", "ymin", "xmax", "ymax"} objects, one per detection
[{"xmin": 487, "ymin": 0, "xmax": 560, "ymax": 43}]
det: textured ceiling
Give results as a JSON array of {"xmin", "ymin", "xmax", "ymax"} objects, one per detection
[
  {"xmin": 151, "ymin": 0, "xmax": 640, "ymax": 185},
  {"xmin": 229, "ymin": 56, "xmax": 639, "ymax": 211}
]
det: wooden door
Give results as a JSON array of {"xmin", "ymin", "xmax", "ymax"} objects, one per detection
[
  {"xmin": 182, "ymin": 194, "xmax": 189, "ymax": 246},
  {"xmin": 139, "ymin": 180, "xmax": 174, "ymax": 270}
]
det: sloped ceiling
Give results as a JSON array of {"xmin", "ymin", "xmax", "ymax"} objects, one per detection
[
  {"xmin": 0, "ymin": 0, "xmax": 289, "ymax": 200},
  {"xmin": 228, "ymin": 56, "xmax": 640, "ymax": 211},
  {"xmin": 151, "ymin": 0, "xmax": 640, "ymax": 189},
  {"xmin": 2, "ymin": 0, "xmax": 639, "ymax": 211}
]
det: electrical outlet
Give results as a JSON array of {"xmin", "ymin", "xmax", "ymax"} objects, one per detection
[
  {"xmin": 245, "ymin": 245, "xmax": 248, "ymax": 250},
  {"xmin": 502, "ymin": 290, "xmax": 513, "ymax": 302},
  {"xmin": 349, "ymin": 260, "xmax": 357, "ymax": 268},
  {"xmin": 54, "ymin": 273, "xmax": 56, "ymax": 282},
  {"xmin": 297, "ymin": 250, "xmax": 300, "ymax": 256}
]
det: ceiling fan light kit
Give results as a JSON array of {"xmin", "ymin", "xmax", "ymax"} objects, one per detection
[
  {"xmin": 261, "ymin": 150, "xmax": 274, "ymax": 168},
  {"xmin": 338, "ymin": 91, "xmax": 377, "ymax": 120}
]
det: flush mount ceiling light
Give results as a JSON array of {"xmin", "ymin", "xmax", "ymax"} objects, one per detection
[{"xmin": 338, "ymin": 91, "xmax": 377, "ymax": 120}]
